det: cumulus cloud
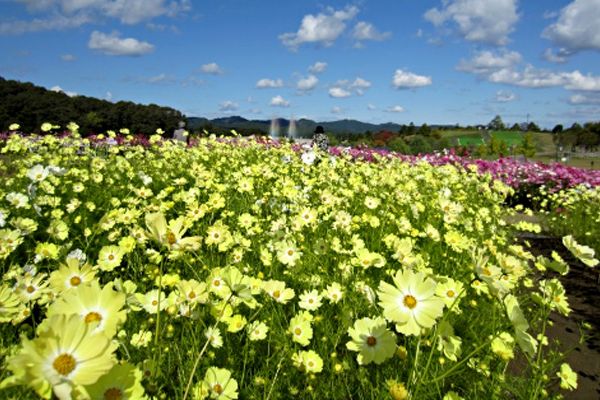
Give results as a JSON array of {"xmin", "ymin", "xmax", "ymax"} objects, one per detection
[
  {"xmin": 543, "ymin": 48, "xmax": 568, "ymax": 64},
  {"xmin": 219, "ymin": 100, "xmax": 239, "ymax": 112},
  {"xmin": 385, "ymin": 105, "xmax": 405, "ymax": 113},
  {"xmin": 309, "ymin": 61, "xmax": 328, "ymax": 73},
  {"xmin": 456, "ymin": 50, "xmax": 522, "ymax": 74},
  {"xmin": 200, "ymin": 63, "xmax": 224, "ymax": 75},
  {"xmin": 50, "ymin": 85, "xmax": 77, "ymax": 97},
  {"xmin": 329, "ymin": 77, "xmax": 372, "ymax": 97},
  {"xmin": 543, "ymin": 0, "xmax": 600, "ymax": 54},
  {"xmin": 568, "ymin": 93, "xmax": 600, "ymax": 105},
  {"xmin": 494, "ymin": 90, "xmax": 517, "ymax": 102},
  {"xmin": 256, "ymin": 78, "xmax": 284, "ymax": 88},
  {"xmin": 297, "ymin": 75, "xmax": 319, "ymax": 92},
  {"xmin": 270, "ymin": 95, "xmax": 290, "ymax": 107},
  {"xmin": 279, "ymin": 5, "xmax": 359, "ymax": 50},
  {"xmin": 352, "ymin": 21, "xmax": 391, "ymax": 46},
  {"xmin": 331, "ymin": 106, "xmax": 343, "ymax": 114},
  {"xmin": 88, "ymin": 31, "xmax": 154, "ymax": 56},
  {"xmin": 0, "ymin": 13, "xmax": 90, "ymax": 34},
  {"xmin": 367, "ymin": 104, "xmax": 377, "ymax": 111},
  {"xmin": 458, "ymin": 49, "xmax": 600, "ymax": 91},
  {"xmin": 424, "ymin": 0, "xmax": 519, "ymax": 46},
  {"xmin": 392, "ymin": 69, "xmax": 432, "ymax": 89},
  {"xmin": 328, "ymin": 87, "xmax": 352, "ymax": 98},
  {"xmin": 3, "ymin": 0, "xmax": 190, "ymax": 34},
  {"xmin": 146, "ymin": 73, "xmax": 176, "ymax": 84}
]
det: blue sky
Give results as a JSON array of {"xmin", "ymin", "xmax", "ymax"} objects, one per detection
[{"xmin": 1, "ymin": 0, "xmax": 599, "ymax": 128}]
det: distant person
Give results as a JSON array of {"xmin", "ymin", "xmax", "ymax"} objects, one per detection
[
  {"xmin": 173, "ymin": 121, "xmax": 188, "ymax": 143},
  {"xmin": 311, "ymin": 125, "xmax": 329, "ymax": 152}
]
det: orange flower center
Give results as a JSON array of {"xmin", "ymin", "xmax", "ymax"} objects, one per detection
[
  {"xmin": 213, "ymin": 384, "xmax": 223, "ymax": 394},
  {"xmin": 403, "ymin": 295, "xmax": 417, "ymax": 309},
  {"xmin": 103, "ymin": 387, "xmax": 124, "ymax": 400},
  {"xmin": 272, "ymin": 290, "xmax": 281, "ymax": 299},
  {"xmin": 188, "ymin": 291, "xmax": 196, "ymax": 299},
  {"xmin": 294, "ymin": 328, "xmax": 302, "ymax": 335},
  {"xmin": 366, "ymin": 336, "xmax": 377, "ymax": 347},
  {"xmin": 26, "ymin": 285, "xmax": 35, "ymax": 294},
  {"xmin": 84, "ymin": 311, "xmax": 102, "ymax": 324},
  {"xmin": 70, "ymin": 276, "xmax": 82, "ymax": 286},
  {"xmin": 446, "ymin": 290, "xmax": 455, "ymax": 298},
  {"xmin": 287, "ymin": 250, "xmax": 294, "ymax": 256},
  {"xmin": 167, "ymin": 231, "xmax": 177, "ymax": 245},
  {"xmin": 53, "ymin": 353, "xmax": 76, "ymax": 376}
]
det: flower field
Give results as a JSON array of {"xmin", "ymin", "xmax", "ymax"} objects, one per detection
[{"xmin": 0, "ymin": 131, "xmax": 598, "ymax": 399}]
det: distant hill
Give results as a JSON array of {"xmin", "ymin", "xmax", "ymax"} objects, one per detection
[
  {"xmin": 187, "ymin": 116, "xmax": 414, "ymax": 136},
  {"xmin": 0, "ymin": 76, "xmax": 184, "ymax": 134}
]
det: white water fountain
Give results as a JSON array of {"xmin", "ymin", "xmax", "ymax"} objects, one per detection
[
  {"xmin": 269, "ymin": 117, "xmax": 280, "ymax": 138},
  {"xmin": 288, "ymin": 116, "xmax": 297, "ymax": 139}
]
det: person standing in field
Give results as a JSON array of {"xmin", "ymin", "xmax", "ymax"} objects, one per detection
[{"xmin": 311, "ymin": 125, "xmax": 329, "ymax": 152}]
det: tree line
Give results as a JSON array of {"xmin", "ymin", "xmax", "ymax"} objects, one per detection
[{"xmin": 0, "ymin": 77, "xmax": 184, "ymax": 135}]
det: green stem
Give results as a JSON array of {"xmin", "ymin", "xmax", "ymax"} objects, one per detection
[
  {"xmin": 182, "ymin": 295, "xmax": 233, "ymax": 400},
  {"xmin": 152, "ymin": 260, "xmax": 164, "ymax": 378},
  {"xmin": 413, "ymin": 327, "xmax": 439, "ymax": 399},
  {"xmin": 265, "ymin": 356, "xmax": 285, "ymax": 400},
  {"xmin": 427, "ymin": 336, "xmax": 495, "ymax": 384}
]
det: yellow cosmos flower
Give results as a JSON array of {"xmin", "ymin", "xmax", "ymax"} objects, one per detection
[
  {"xmin": 377, "ymin": 269, "xmax": 445, "ymax": 336},
  {"xmin": 96, "ymin": 245, "xmax": 124, "ymax": 272},
  {"xmin": 346, "ymin": 317, "xmax": 396, "ymax": 365},
  {"xmin": 3, "ymin": 314, "xmax": 116, "ymax": 400},
  {"xmin": 0, "ymin": 284, "xmax": 21, "ymax": 322},
  {"xmin": 84, "ymin": 362, "xmax": 146, "ymax": 399},
  {"xmin": 45, "ymin": 281, "xmax": 126, "ymax": 337},
  {"xmin": 48, "ymin": 257, "xmax": 97, "ymax": 294},
  {"xmin": 562, "ymin": 235, "xmax": 598, "ymax": 267},
  {"xmin": 289, "ymin": 313, "xmax": 313, "ymax": 346},
  {"xmin": 292, "ymin": 350, "xmax": 323, "ymax": 374},
  {"xmin": 145, "ymin": 212, "xmax": 201, "ymax": 254}
]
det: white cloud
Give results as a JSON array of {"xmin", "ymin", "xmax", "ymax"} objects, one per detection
[
  {"xmin": 424, "ymin": 0, "xmax": 519, "ymax": 46},
  {"xmin": 328, "ymin": 87, "xmax": 352, "ymax": 98},
  {"xmin": 309, "ymin": 61, "xmax": 327, "ymax": 73},
  {"xmin": 352, "ymin": 21, "xmax": 391, "ymax": 42},
  {"xmin": 543, "ymin": 0, "xmax": 600, "ymax": 54},
  {"xmin": 328, "ymin": 77, "xmax": 372, "ymax": 97},
  {"xmin": 146, "ymin": 73, "xmax": 175, "ymax": 84},
  {"xmin": 270, "ymin": 95, "xmax": 290, "ymax": 107},
  {"xmin": 331, "ymin": 106, "xmax": 343, "ymax": 114},
  {"xmin": 105, "ymin": 91, "xmax": 112, "ymax": 101},
  {"xmin": 0, "ymin": 13, "xmax": 90, "ymax": 34},
  {"xmin": 279, "ymin": 5, "xmax": 359, "ymax": 50},
  {"xmin": 297, "ymin": 75, "xmax": 319, "ymax": 92},
  {"xmin": 458, "ymin": 50, "xmax": 600, "ymax": 91},
  {"xmin": 494, "ymin": 90, "xmax": 517, "ymax": 102},
  {"xmin": 392, "ymin": 69, "xmax": 432, "ymax": 89},
  {"xmin": 200, "ymin": 63, "xmax": 224, "ymax": 75},
  {"xmin": 256, "ymin": 78, "xmax": 284, "ymax": 88},
  {"xmin": 367, "ymin": 104, "xmax": 377, "ymax": 110},
  {"xmin": 489, "ymin": 66, "xmax": 600, "ymax": 91},
  {"xmin": 385, "ymin": 105, "xmax": 405, "ymax": 113},
  {"xmin": 11, "ymin": 0, "xmax": 191, "ymax": 24},
  {"xmin": 88, "ymin": 31, "xmax": 154, "ymax": 56},
  {"xmin": 61, "ymin": 54, "xmax": 76, "ymax": 61},
  {"xmin": 219, "ymin": 100, "xmax": 239, "ymax": 112},
  {"xmin": 457, "ymin": 50, "xmax": 522, "ymax": 74},
  {"xmin": 543, "ymin": 48, "xmax": 568, "ymax": 64},
  {"xmin": 568, "ymin": 93, "xmax": 600, "ymax": 105},
  {"xmin": 50, "ymin": 85, "xmax": 77, "ymax": 97}
]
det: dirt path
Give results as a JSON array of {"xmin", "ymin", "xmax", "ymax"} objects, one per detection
[{"xmin": 519, "ymin": 234, "xmax": 600, "ymax": 399}]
